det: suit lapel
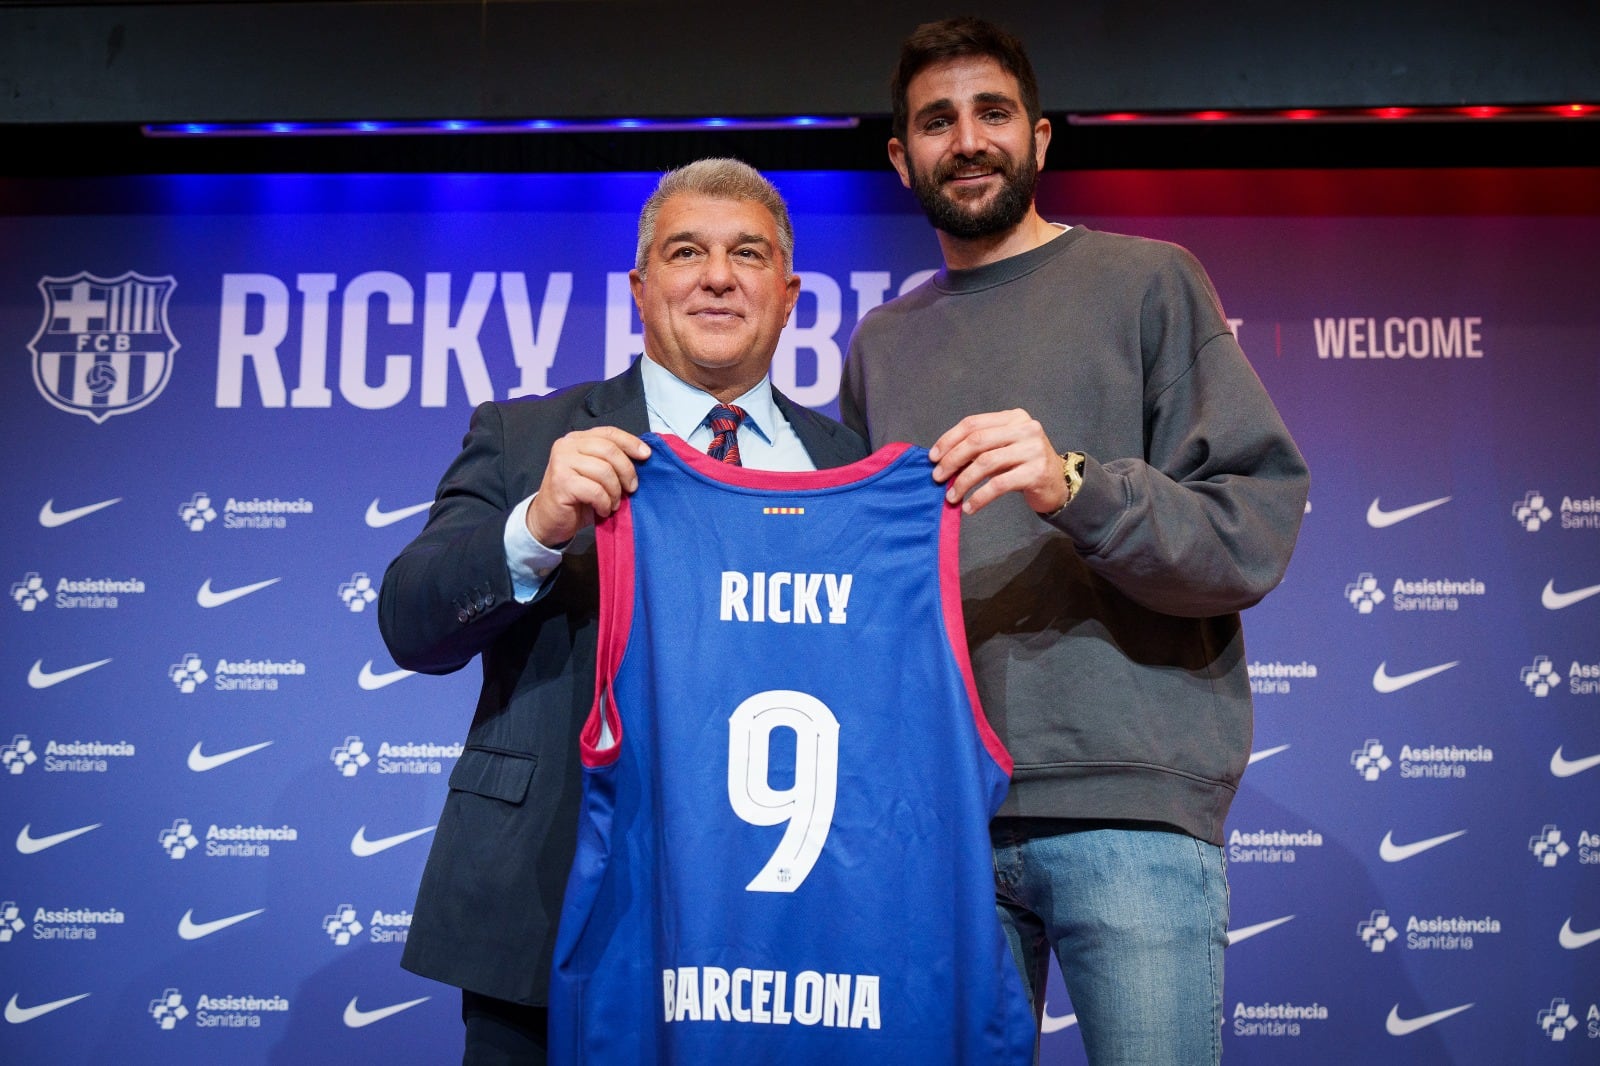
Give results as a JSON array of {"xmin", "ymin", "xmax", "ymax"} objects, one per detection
[
  {"xmin": 774, "ymin": 389, "xmax": 865, "ymax": 468},
  {"xmin": 575, "ymin": 358, "xmax": 650, "ymax": 434}
]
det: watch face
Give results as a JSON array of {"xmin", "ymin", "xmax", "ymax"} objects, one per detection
[{"xmin": 1063, "ymin": 452, "xmax": 1085, "ymax": 503}]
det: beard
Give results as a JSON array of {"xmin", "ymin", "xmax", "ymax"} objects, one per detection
[{"xmin": 907, "ymin": 147, "xmax": 1038, "ymax": 240}]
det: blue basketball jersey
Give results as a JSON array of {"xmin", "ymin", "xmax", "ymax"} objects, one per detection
[{"xmin": 549, "ymin": 434, "xmax": 1034, "ymax": 1065}]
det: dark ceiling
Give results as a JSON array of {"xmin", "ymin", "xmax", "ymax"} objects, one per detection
[{"xmin": 2, "ymin": 1, "xmax": 1596, "ymax": 175}]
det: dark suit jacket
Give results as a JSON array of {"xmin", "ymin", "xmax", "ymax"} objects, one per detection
[{"xmin": 378, "ymin": 359, "xmax": 868, "ymax": 1005}]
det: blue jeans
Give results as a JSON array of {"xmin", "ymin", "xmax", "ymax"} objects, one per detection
[{"xmin": 992, "ymin": 823, "xmax": 1229, "ymax": 1065}]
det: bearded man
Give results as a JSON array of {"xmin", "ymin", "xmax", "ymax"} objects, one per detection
[{"xmin": 841, "ymin": 17, "xmax": 1310, "ymax": 1066}]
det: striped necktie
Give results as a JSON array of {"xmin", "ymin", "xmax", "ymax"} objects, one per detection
[{"xmin": 705, "ymin": 404, "xmax": 746, "ymax": 465}]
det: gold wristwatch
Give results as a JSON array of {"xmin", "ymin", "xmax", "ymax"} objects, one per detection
[
  {"xmin": 1060, "ymin": 451, "xmax": 1086, "ymax": 504},
  {"xmin": 1039, "ymin": 451, "xmax": 1085, "ymax": 518}
]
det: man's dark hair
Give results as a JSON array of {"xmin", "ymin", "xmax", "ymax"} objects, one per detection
[{"xmin": 890, "ymin": 16, "xmax": 1040, "ymax": 143}]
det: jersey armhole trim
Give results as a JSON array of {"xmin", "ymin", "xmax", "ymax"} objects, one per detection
[
  {"xmin": 583, "ymin": 495, "xmax": 634, "ymax": 768},
  {"xmin": 939, "ymin": 500, "xmax": 1013, "ymax": 776}
]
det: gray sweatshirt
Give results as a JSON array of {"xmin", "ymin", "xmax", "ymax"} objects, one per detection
[{"xmin": 842, "ymin": 226, "xmax": 1309, "ymax": 845}]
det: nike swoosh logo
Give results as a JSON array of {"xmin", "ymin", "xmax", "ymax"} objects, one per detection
[
  {"xmin": 1248, "ymin": 744, "xmax": 1290, "ymax": 765},
  {"xmin": 1542, "ymin": 579, "xmax": 1600, "ymax": 610},
  {"xmin": 1372, "ymin": 660, "xmax": 1458, "ymax": 693},
  {"xmin": 342, "ymin": 995, "xmax": 431, "ymax": 1028},
  {"xmin": 38, "ymin": 497, "xmax": 121, "ymax": 528},
  {"xmin": 187, "ymin": 740, "xmax": 274, "ymax": 772},
  {"xmin": 1367, "ymin": 495, "xmax": 1451, "ymax": 529},
  {"xmin": 16, "ymin": 822, "xmax": 102, "ymax": 854},
  {"xmin": 358, "ymin": 661, "xmax": 416, "ymax": 690},
  {"xmin": 1551, "ymin": 747, "xmax": 1600, "ymax": 778},
  {"xmin": 1380, "ymin": 829, "xmax": 1467, "ymax": 863},
  {"xmin": 196, "ymin": 577, "xmax": 281, "ymax": 608},
  {"xmin": 178, "ymin": 907, "xmax": 266, "ymax": 940},
  {"xmin": 1386, "ymin": 1002, "xmax": 1473, "ymax": 1036},
  {"xmin": 1559, "ymin": 919, "xmax": 1600, "ymax": 949},
  {"xmin": 1228, "ymin": 915, "xmax": 1295, "ymax": 945},
  {"xmin": 365, "ymin": 499, "xmax": 431, "ymax": 528},
  {"xmin": 27, "ymin": 657, "xmax": 112, "ymax": 689},
  {"xmin": 350, "ymin": 825, "xmax": 435, "ymax": 857},
  {"xmin": 5, "ymin": 992, "xmax": 92, "ymax": 1024},
  {"xmin": 1041, "ymin": 1003, "xmax": 1077, "ymax": 1034}
]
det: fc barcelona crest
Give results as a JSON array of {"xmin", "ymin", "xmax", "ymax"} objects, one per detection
[{"xmin": 29, "ymin": 271, "xmax": 179, "ymax": 424}]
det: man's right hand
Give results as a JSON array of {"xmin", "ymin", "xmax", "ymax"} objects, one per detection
[
  {"xmin": 526, "ymin": 427, "xmax": 652, "ymax": 546},
  {"xmin": 928, "ymin": 409, "xmax": 1067, "ymax": 516}
]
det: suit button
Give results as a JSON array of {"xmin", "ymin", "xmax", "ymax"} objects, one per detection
[{"xmin": 457, "ymin": 608, "xmax": 471, "ymax": 623}]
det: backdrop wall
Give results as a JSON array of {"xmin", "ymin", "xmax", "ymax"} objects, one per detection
[{"xmin": 2, "ymin": 167, "xmax": 1596, "ymax": 1064}]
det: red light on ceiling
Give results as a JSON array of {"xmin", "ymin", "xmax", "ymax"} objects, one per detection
[{"xmin": 1067, "ymin": 103, "xmax": 1597, "ymax": 125}]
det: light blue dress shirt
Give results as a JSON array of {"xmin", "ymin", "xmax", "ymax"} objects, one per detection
[{"xmin": 503, "ymin": 354, "xmax": 817, "ymax": 601}]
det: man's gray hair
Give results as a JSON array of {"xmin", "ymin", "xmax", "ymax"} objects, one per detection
[{"xmin": 635, "ymin": 158, "xmax": 795, "ymax": 276}]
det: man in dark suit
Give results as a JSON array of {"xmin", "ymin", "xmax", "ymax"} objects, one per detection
[{"xmin": 378, "ymin": 157, "xmax": 867, "ymax": 1064}]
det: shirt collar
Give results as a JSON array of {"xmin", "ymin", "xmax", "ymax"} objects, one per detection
[{"xmin": 638, "ymin": 353, "xmax": 780, "ymax": 444}]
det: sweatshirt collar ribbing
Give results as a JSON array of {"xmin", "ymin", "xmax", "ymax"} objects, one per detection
[{"xmin": 932, "ymin": 225, "xmax": 1089, "ymax": 294}]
